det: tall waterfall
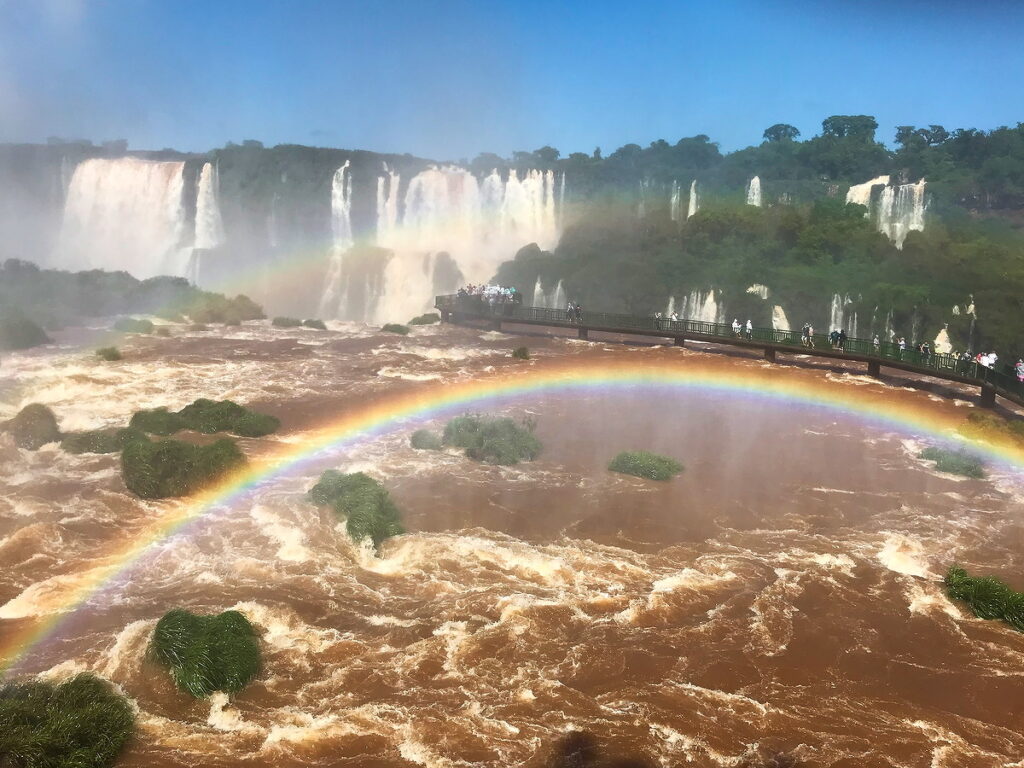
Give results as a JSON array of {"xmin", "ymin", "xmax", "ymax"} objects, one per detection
[
  {"xmin": 746, "ymin": 176, "xmax": 762, "ymax": 207},
  {"xmin": 194, "ymin": 162, "xmax": 224, "ymax": 250},
  {"xmin": 679, "ymin": 289, "xmax": 723, "ymax": 324},
  {"xmin": 687, "ymin": 180, "xmax": 699, "ymax": 218},
  {"xmin": 829, "ymin": 293, "xmax": 857, "ymax": 337},
  {"xmin": 845, "ymin": 175, "xmax": 889, "ymax": 209},
  {"xmin": 58, "ymin": 157, "xmax": 189, "ymax": 278},
  {"xmin": 772, "ymin": 305, "xmax": 790, "ymax": 331},
  {"xmin": 669, "ymin": 180, "xmax": 681, "ymax": 222},
  {"xmin": 846, "ymin": 176, "xmax": 927, "ymax": 249},
  {"xmin": 321, "ymin": 165, "xmax": 562, "ymax": 324},
  {"xmin": 317, "ymin": 162, "xmax": 354, "ymax": 318},
  {"xmin": 532, "ymin": 278, "xmax": 566, "ymax": 309}
]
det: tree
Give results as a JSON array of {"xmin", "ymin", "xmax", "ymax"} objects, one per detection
[
  {"xmin": 593, "ymin": 146, "xmax": 602, "ymax": 160},
  {"xmin": 532, "ymin": 145, "xmax": 560, "ymax": 164},
  {"xmin": 763, "ymin": 124, "xmax": 801, "ymax": 143},
  {"xmin": 821, "ymin": 115, "xmax": 879, "ymax": 142}
]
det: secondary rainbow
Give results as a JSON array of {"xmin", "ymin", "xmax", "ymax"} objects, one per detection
[{"xmin": 2, "ymin": 356, "xmax": 1021, "ymax": 674}]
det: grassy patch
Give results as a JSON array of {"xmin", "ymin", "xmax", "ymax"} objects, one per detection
[
  {"xmin": 113, "ymin": 317, "xmax": 154, "ymax": 334},
  {"xmin": 382, "ymin": 323, "xmax": 410, "ymax": 335},
  {"xmin": 0, "ymin": 673, "xmax": 134, "ymax": 768},
  {"xmin": 408, "ymin": 313, "xmax": 440, "ymax": 325},
  {"xmin": 945, "ymin": 566, "xmax": 1024, "ymax": 631},
  {"xmin": 62, "ymin": 427, "xmax": 147, "ymax": 454},
  {"xmin": 96, "ymin": 346, "xmax": 122, "ymax": 361},
  {"xmin": 608, "ymin": 450, "xmax": 684, "ymax": 481},
  {"xmin": 130, "ymin": 399, "xmax": 279, "ymax": 437},
  {"xmin": 512, "ymin": 346, "xmax": 530, "ymax": 360},
  {"xmin": 302, "ymin": 318, "xmax": 328, "ymax": 330},
  {"xmin": 442, "ymin": 414, "xmax": 542, "ymax": 465},
  {"xmin": 308, "ymin": 470, "xmax": 405, "ymax": 547},
  {"xmin": 410, "ymin": 429, "xmax": 442, "ymax": 450},
  {"xmin": 919, "ymin": 446, "xmax": 986, "ymax": 478},
  {"xmin": 121, "ymin": 437, "xmax": 245, "ymax": 498},
  {"xmin": 149, "ymin": 609, "xmax": 260, "ymax": 698},
  {"xmin": 272, "ymin": 316, "xmax": 302, "ymax": 328},
  {"xmin": 3, "ymin": 404, "xmax": 61, "ymax": 450}
]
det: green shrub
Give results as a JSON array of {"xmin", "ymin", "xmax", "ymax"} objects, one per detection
[
  {"xmin": 408, "ymin": 313, "xmax": 440, "ymax": 325},
  {"xmin": 308, "ymin": 470, "xmax": 404, "ymax": 547},
  {"xmin": 0, "ymin": 673, "xmax": 134, "ymax": 768},
  {"xmin": 155, "ymin": 326, "xmax": 172, "ymax": 337},
  {"xmin": 62, "ymin": 427, "xmax": 147, "ymax": 454},
  {"xmin": 121, "ymin": 437, "xmax": 245, "ymax": 498},
  {"xmin": 96, "ymin": 346, "xmax": 122, "ymax": 361},
  {"xmin": 112, "ymin": 317, "xmax": 154, "ymax": 334},
  {"xmin": 442, "ymin": 414, "xmax": 542, "ymax": 465},
  {"xmin": 129, "ymin": 407, "xmax": 186, "ymax": 436},
  {"xmin": 302, "ymin": 318, "xmax": 328, "ymax": 330},
  {"xmin": 512, "ymin": 346, "xmax": 530, "ymax": 360},
  {"xmin": 608, "ymin": 450, "xmax": 684, "ymax": 481},
  {"xmin": 945, "ymin": 566, "xmax": 1024, "ymax": 631},
  {"xmin": 186, "ymin": 294, "xmax": 264, "ymax": 325},
  {"xmin": 920, "ymin": 446, "xmax": 986, "ymax": 478},
  {"xmin": 272, "ymin": 316, "xmax": 302, "ymax": 328},
  {"xmin": 410, "ymin": 429, "xmax": 442, "ymax": 450},
  {"xmin": 149, "ymin": 609, "xmax": 260, "ymax": 698},
  {"xmin": 381, "ymin": 323, "xmax": 410, "ymax": 335},
  {"xmin": 130, "ymin": 399, "xmax": 279, "ymax": 438},
  {"xmin": 3, "ymin": 404, "xmax": 61, "ymax": 449},
  {"xmin": 0, "ymin": 310, "xmax": 50, "ymax": 351}
]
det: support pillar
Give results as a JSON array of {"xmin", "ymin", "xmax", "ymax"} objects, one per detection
[
  {"xmin": 980, "ymin": 385, "xmax": 996, "ymax": 408},
  {"xmin": 491, "ymin": 319, "xmax": 502, "ymax": 332},
  {"xmin": 440, "ymin": 311, "xmax": 451, "ymax": 323},
  {"xmin": 674, "ymin": 336, "xmax": 686, "ymax": 347},
  {"xmin": 578, "ymin": 327, "xmax": 589, "ymax": 340},
  {"xmin": 764, "ymin": 347, "xmax": 776, "ymax": 362},
  {"xmin": 868, "ymin": 360, "xmax": 881, "ymax": 377}
]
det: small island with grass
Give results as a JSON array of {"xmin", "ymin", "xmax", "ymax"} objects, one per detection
[
  {"xmin": 945, "ymin": 566, "xmax": 1024, "ymax": 632},
  {"xmin": 382, "ymin": 323, "xmax": 410, "ymax": 335},
  {"xmin": 442, "ymin": 414, "xmax": 542, "ymax": 465},
  {"xmin": 130, "ymin": 398, "xmax": 280, "ymax": 438},
  {"xmin": 122, "ymin": 437, "xmax": 246, "ymax": 498},
  {"xmin": 308, "ymin": 470, "xmax": 405, "ymax": 548},
  {"xmin": 410, "ymin": 429, "xmax": 443, "ymax": 450},
  {"xmin": 608, "ymin": 450, "xmax": 684, "ymax": 481},
  {"xmin": 919, "ymin": 446, "xmax": 986, "ymax": 479}
]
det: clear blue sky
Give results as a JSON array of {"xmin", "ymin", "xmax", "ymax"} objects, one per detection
[{"xmin": 2, "ymin": 0, "xmax": 1023, "ymax": 160}]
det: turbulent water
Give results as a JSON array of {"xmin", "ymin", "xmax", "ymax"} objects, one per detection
[{"xmin": 2, "ymin": 321, "xmax": 1024, "ymax": 767}]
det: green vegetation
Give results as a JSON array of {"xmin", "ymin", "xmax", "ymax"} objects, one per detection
[
  {"xmin": 3, "ymin": 404, "xmax": 60, "ymax": 449},
  {"xmin": 96, "ymin": 346, "xmax": 122, "ymax": 361},
  {"xmin": 121, "ymin": 437, "xmax": 245, "ymax": 498},
  {"xmin": 272, "ymin": 316, "xmax": 302, "ymax": 328},
  {"xmin": 308, "ymin": 470, "xmax": 405, "ymax": 547},
  {"xmin": 512, "ymin": 346, "xmax": 530, "ymax": 360},
  {"xmin": 149, "ymin": 609, "xmax": 260, "ymax": 698},
  {"xmin": 408, "ymin": 313, "xmax": 440, "ymax": 325},
  {"xmin": 382, "ymin": 323, "xmax": 410, "ymax": 335},
  {"xmin": 112, "ymin": 317, "xmax": 154, "ymax": 334},
  {"xmin": 919, "ymin": 446, "xmax": 986, "ymax": 478},
  {"xmin": 608, "ymin": 450, "xmax": 684, "ymax": 481},
  {"xmin": 0, "ymin": 308, "xmax": 50, "ymax": 351},
  {"xmin": 183, "ymin": 294, "xmax": 263, "ymax": 325},
  {"xmin": 959, "ymin": 411, "xmax": 1024, "ymax": 446},
  {"xmin": 442, "ymin": 414, "xmax": 542, "ymax": 465},
  {"xmin": 410, "ymin": 429, "xmax": 442, "ymax": 450},
  {"xmin": 0, "ymin": 673, "xmax": 134, "ymax": 768},
  {"xmin": 945, "ymin": 566, "xmax": 1024, "ymax": 631},
  {"xmin": 301, "ymin": 318, "xmax": 328, "ymax": 330},
  {"xmin": 62, "ymin": 427, "xmax": 146, "ymax": 454},
  {"xmin": 129, "ymin": 399, "xmax": 279, "ymax": 438}
]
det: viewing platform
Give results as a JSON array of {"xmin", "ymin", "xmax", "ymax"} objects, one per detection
[{"xmin": 435, "ymin": 294, "xmax": 1024, "ymax": 409}]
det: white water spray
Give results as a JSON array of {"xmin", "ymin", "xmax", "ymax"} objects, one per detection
[
  {"xmin": 687, "ymin": 180, "xmax": 699, "ymax": 218},
  {"xmin": 194, "ymin": 162, "xmax": 225, "ymax": 250},
  {"xmin": 746, "ymin": 176, "xmax": 762, "ymax": 207}
]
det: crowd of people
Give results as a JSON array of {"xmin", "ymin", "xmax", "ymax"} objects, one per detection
[{"xmin": 455, "ymin": 284, "xmax": 523, "ymax": 306}]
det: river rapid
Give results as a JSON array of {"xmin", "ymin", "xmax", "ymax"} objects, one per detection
[{"xmin": 1, "ymin": 320, "xmax": 1022, "ymax": 768}]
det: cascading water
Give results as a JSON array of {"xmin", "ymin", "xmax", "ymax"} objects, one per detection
[
  {"xmin": 829, "ymin": 293, "xmax": 857, "ymax": 337},
  {"xmin": 772, "ymin": 305, "xmax": 790, "ymax": 331},
  {"xmin": 687, "ymin": 180, "xmax": 699, "ymax": 218},
  {"xmin": 877, "ymin": 180, "xmax": 926, "ymax": 248},
  {"xmin": 532, "ymin": 278, "xmax": 567, "ymax": 309},
  {"xmin": 317, "ymin": 162, "xmax": 354, "ymax": 318},
  {"xmin": 375, "ymin": 162, "xmax": 400, "ymax": 244},
  {"xmin": 664, "ymin": 296, "xmax": 675, "ymax": 317},
  {"xmin": 57, "ymin": 157, "xmax": 190, "ymax": 278},
  {"xmin": 845, "ymin": 175, "xmax": 889, "ymax": 210},
  {"xmin": 679, "ymin": 289, "xmax": 723, "ymax": 324},
  {"xmin": 669, "ymin": 181, "xmax": 681, "ymax": 222},
  {"xmin": 746, "ymin": 176, "xmax": 762, "ymax": 207},
  {"xmin": 194, "ymin": 162, "xmax": 224, "ymax": 250}
]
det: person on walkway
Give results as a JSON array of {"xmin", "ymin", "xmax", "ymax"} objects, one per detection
[
  {"xmin": 829, "ymin": 330, "xmax": 839, "ymax": 348},
  {"xmin": 807, "ymin": 324, "xmax": 815, "ymax": 348},
  {"xmin": 898, "ymin": 337, "xmax": 907, "ymax": 359},
  {"xmin": 873, "ymin": 334, "xmax": 880, "ymax": 353},
  {"xmin": 802, "ymin": 323, "xmax": 811, "ymax": 347},
  {"xmin": 566, "ymin": 301, "xmax": 575, "ymax": 324},
  {"xmin": 745, "ymin": 319, "xmax": 753, "ymax": 339},
  {"xmin": 731, "ymin": 318, "xmax": 741, "ymax": 337},
  {"xmin": 670, "ymin": 311, "xmax": 679, "ymax": 322},
  {"xmin": 574, "ymin": 304, "xmax": 583, "ymax": 324},
  {"xmin": 1016, "ymin": 359, "xmax": 1024, "ymax": 382},
  {"xmin": 838, "ymin": 329, "xmax": 847, "ymax": 350}
]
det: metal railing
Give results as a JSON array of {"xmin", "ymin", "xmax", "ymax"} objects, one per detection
[{"xmin": 436, "ymin": 294, "xmax": 1024, "ymax": 403}]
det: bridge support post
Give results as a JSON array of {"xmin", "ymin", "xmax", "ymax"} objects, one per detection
[
  {"xmin": 578, "ymin": 327, "xmax": 589, "ymax": 340},
  {"xmin": 980, "ymin": 384, "xmax": 996, "ymax": 408},
  {"xmin": 868, "ymin": 360, "xmax": 881, "ymax": 377},
  {"xmin": 674, "ymin": 336, "xmax": 685, "ymax": 347},
  {"xmin": 440, "ymin": 311, "xmax": 451, "ymax": 323},
  {"xmin": 764, "ymin": 347, "xmax": 776, "ymax": 362}
]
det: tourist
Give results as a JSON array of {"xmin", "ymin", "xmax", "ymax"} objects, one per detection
[
  {"xmin": 745, "ymin": 319, "xmax": 753, "ymax": 339},
  {"xmin": 802, "ymin": 323, "xmax": 811, "ymax": 347},
  {"xmin": 670, "ymin": 311, "xmax": 679, "ymax": 322},
  {"xmin": 732, "ymin": 318, "xmax": 741, "ymax": 337},
  {"xmin": 838, "ymin": 329, "xmax": 847, "ymax": 350},
  {"xmin": 872, "ymin": 334, "xmax": 880, "ymax": 352},
  {"xmin": 566, "ymin": 301, "xmax": 575, "ymax": 323},
  {"xmin": 574, "ymin": 304, "xmax": 583, "ymax": 323},
  {"xmin": 1016, "ymin": 359, "xmax": 1024, "ymax": 382},
  {"xmin": 898, "ymin": 337, "xmax": 906, "ymax": 359},
  {"xmin": 830, "ymin": 329, "xmax": 839, "ymax": 348}
]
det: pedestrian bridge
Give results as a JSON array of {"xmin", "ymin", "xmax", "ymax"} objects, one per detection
[{"xmin": 435, "ymin": 295, "xmax": 1024, "ymax": 409}]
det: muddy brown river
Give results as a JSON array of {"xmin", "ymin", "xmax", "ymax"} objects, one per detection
[{"xmin": 1, "ymin": 320, "xmax": 1022, "ymax": 767}]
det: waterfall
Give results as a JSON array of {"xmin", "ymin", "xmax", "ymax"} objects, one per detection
[
  {"xmin": 320, "ymin": 165, "xmax": 562, "ymax": 324},
  {"xmin": 746, "ymin": 284, "xmax": 769, "ymax": 300},
  {"xmin": 531, "ymin": 278, "xmax": 566, "ymax": 309},
  {"xmin": 845, "ymin": 175, "xmax": 889, "ymax": 211},
  {"xmin": 829, "ymin": 293, "xmax": 858, "ymax": 337},
  {"xmin": 680, "ymin": 289, "xmax": 723, "ymax": 324},
  {"xmin": 669, "ymin": 181, "xmax": 681, "ymax": 222},
  {"xmin": 772, "ymin": 305, "xmax": 790, "ymax": 331},
  {"xmin": 933, "ymin": 326, "xmax": 953, "ymax": 354},
  {"xmin": 687, "ymin": 180, "xmax": 699, "ymax": 218},
  {"xmin": 317, "ymin": 162, "xmax": 354, "ymax": 318},
  {"xmin": 665, "ymin": 296, "xmax": 675, "ymax": 317},
  {"xmin": 194, "ymin": 162, "xmax": 224, "ymax": 250},
  {"xmin": 746, "ymin": 176, "xmax": 762, "ymax": 207},
  {"xmin": 558, "ymin": 172, "xmax": 567, "ymax": 225},
  {"xmin": 57, "ymin": 157, "xmax": 189, "ymax": 278},
  {"xmin": 877, "ymin": 180, "xmax": 926, "ymax": 248}
]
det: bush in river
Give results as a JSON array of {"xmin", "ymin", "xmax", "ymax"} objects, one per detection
[
  {"xmin": 382, "ymin": 323, "xmax": 410, "ymax": 335},
  {"xmin": 121, "ymin": 437, "xmax": 245, "ymax": 498},
  {"xmin": 2, "ymin": 403, "xmax": 61, "ymax": 449},
  {"xmin": 442, "ymin": 414, "xmax": 542, "ymax": 465},
  {"xmin": 945, "ymin": 566, "xmax": 1024, "ymax": 631},
  {"xmin": 410, "ymin": 429, "xmax": 442, "ymax": 450},
  {"xmin": 408, "ymin": 313, "xmax": 440, "ymax": 325},
  {"xmin": 0, "ymin": 673, "xmax": 134, "ymax": 768},
  {"xmin": 0, "ymin": 309, "xmax": 50, "ymax": 351},
  {"xmin": 271, "ymin": 316, "xmax": 302, "ymax": 328},
  {"xmin": 308, "ymin": 470, "xmax": 405, "ymax": 547},
  {"xmin": 62, "ymin": 427, "xmax": 147, "ymax": 454},
  {"xmin": 919, "ymin": 446, "xmax": 986, "ymax": 478},
  {"xmin": 512, "ymin": 346, "xmax": 530, "ymax": 359},
  {"xmin": 112, "ymin": 317, "xmax": 154, "ymax": 334},
  {"xmin": 608, "ymin": 450, "xmax": 683, "ymax": 481},
  {"xmin": 301, "ymin": 318, "xmax": 328, "ymax": 330},
  {"xmin": 130, "ymin": 399, "xmax": 279, "ymax": 437},
  {"xmin": 148, "ymin": 609, "xmax": 260, "ymax": 698},
  {"xmin": 96, "ymin": 346, "xmax": 122, "ymax": 361}
]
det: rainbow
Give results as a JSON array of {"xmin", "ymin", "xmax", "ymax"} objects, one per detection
[{"xmin": 2, "ymin": 355, "xmax": 1022, "ymax": 675}]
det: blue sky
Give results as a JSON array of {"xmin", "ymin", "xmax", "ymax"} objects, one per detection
[{"xmin": 2, "ymin": 0, "xmax": 1023, "ymax": 159}]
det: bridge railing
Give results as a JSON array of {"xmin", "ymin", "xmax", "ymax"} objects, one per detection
[{"xmin": 435, "ymin": 295, "xmax": 1024, "ymax": 401}]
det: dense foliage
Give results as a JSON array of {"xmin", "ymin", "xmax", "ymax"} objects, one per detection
[
  {"xmin": 0, "ymin": 673, "xmax": 134, "ymax": 768},
  {"xmin": 2, "ymin": 403, "xmax": 60, "ymax": 450},
  {"xmin": 919, "ymin": 446, "xmax": 986, "ymax": 478},
  {"xmin": 307, "ymin": 470, "xmax": 405, "ymax": 547},
  {"xmin": 0, "ymin": 308, "xmax": 50, "ymax": 351},
  {"xmin": 149, "ymin": 609, "xmax": 260, "ymax": 698},
  {"xmin": 62, "ymin": 427, "xmax": 146, "ymax": 454},
  {"xmin": 442, "ymin": 414, "xmax": 542, "ymax": 465},
  {"xmin": 272, "ymin": 316, "xmax": 302, "ymax": 328},
  {"xmin": 410, "ymin": 429, "xmax": 443, "ymax": 450},
  {"xmin": 96, "ymin": 346, "xmax": 121, "ymax": 361},
  {"xmin": 130, "ymin": 398, "xmax": 279, "ymax": 437},
  {"xmin": 408, "ymin": 313, "xmax": 440, "ymax": 325},
  {"xmin": 945, "ymin": 566, "xmax": 1024, "ymax": 631},
  {"xmin": 608, "ymin": 450, "xmax": 684, "ymax": 481},
  {"xmin": 382, "ymin": 323, "xmax": 410, "ymax": 335},
  {"xmin": 121, "ymin": 437, "xmax": 245, "ymax": 498}
]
